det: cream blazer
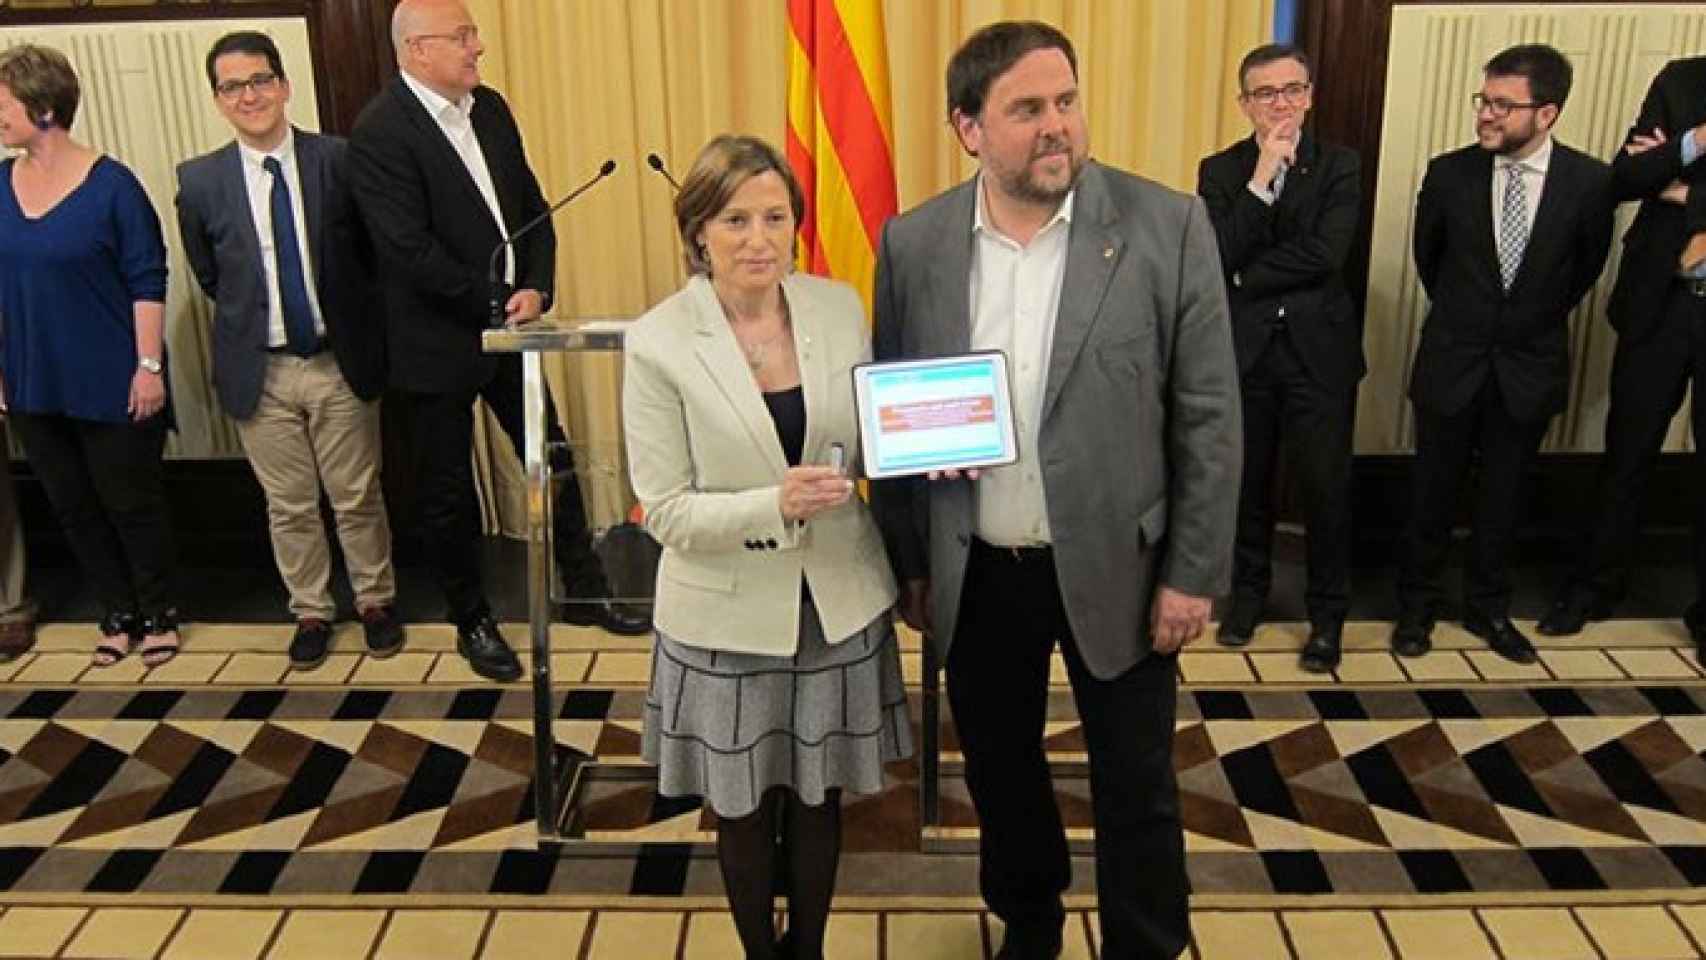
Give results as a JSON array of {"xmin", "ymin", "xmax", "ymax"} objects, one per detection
[{"xmin": 623, "ymin": 273, "xmax": 897, "ymax": 656}]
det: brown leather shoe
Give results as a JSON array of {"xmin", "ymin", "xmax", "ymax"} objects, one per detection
[{"xmin": 0, "ymin": 618, "xmax": 35, "ymax": 662}]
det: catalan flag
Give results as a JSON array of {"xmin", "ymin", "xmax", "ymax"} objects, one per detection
[{"xmin": 785, "ymin": 0, "xmax": 898, "ymax": 318}]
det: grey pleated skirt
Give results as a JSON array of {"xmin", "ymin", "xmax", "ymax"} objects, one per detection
[{"xmin": 642, "ymin": 598, "xmax": 913, "ymax": 819}]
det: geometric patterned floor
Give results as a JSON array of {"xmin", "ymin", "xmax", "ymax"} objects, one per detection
[{"xmin": 3, "ymin": 618, "xmax": 1706, "ymax": 958}]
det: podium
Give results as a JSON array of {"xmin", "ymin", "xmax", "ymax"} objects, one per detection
[{"xmin": 481, "ymin": 319, "xmax": 639, "ymax": 842}]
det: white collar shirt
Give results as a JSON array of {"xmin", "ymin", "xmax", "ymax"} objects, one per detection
[
  {"xmin": 401, "ymin": 70, "xmax": 513, "ymax": 284},
  {"xmin": 237, "ymin": 127, "xmax": 326, "ymax": 347},
  {"xmin": 967, "ymin": 175, "xmax": 1074, "ymax": 547}
]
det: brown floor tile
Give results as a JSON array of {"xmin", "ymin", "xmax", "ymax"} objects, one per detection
[
  {"xmin": 1608, "ymin": 648, "xmax": 1699, "ymax": 679},
  {"xmin": 480, "ymin": 911, "xmax": 590, "ymax": 958},
  {"xmin": 1193, "ymin": 911, "xmax": 1290, "ymax": 960},
  {"xmin": 1334, "ymin": 652, "xmax": 1406, "ymax": 682},
  {"xmin": 681, "ymin": 912, "xmax": 743, "ymax": 958},
  {"xmin": 1397, "ymin": 650, "xmax": 1477, "ymax": 682},
  {"xmin": 587, "ymin": 652, "xmax": 652, "ymax": 683},
  {"xmin": 884, "ymin": 913, "xmax": 983, "ymax": 957},
  {"xmin": 374, "ymin": 909, "xmax": 487, "ymax": 960},
  {"xmin": 1284, "ymin": 910, "xmax": 1390, "ymax": 960},
  {"xmin": 349, "ymin": 652, "xmax": 436, "ymax": 684},
  {"xmin": 823, "ymin": 913, "xmax": 879, "ymax": 959},
  {"xmin": 1464, "ymin": 650, "xmax": 1551, "ymax": 681},
  {"xmin": 1479, "ymin": 908, "xmax": 1597, "ymax": 960},
  {"xmin": 265, "ymin": 909, "xmax": 386, "ymax": 960},
  {"xmin": 1180, "ymin": 651, "xmax": 1256, "ymax": 683},
  {"xmin": 215, "ymin": 653, "xmax": 292, "ymax": 685},
  {"xmin": 1249, "ymin": 652, "xmax": 1319, "ymax": 683},
  {"xmin": 0, "ymin": 650, "xmax": 35, "ymax": 681},
  {"xmin": 281, "ymin": 652, "xmax": 360, "ymax": 684},
  {"xmin": 585, "ymin": 911, "xmax": 683, "ymax": 957},
  {"xmin": 161, "ymin": 908, "xmax": 283, "ymax": 960},
  {"xmin": 0, "ymin": 906, "xmax": 87, "ymax": 958},
  {"xmin": 1380, "ymin": 909, "xmax": 1495, "ymax": 960},
  {"xmin": 1574, "ymin": 905, "xmax": 1696, "ymax": 960},
  {"xmin": 80, "ymin": 654, "xmax": 149, "ymax": 683},
  {"xmin": 14, "ymin": 651, "xmax": 91, "ymax": 683},
  {"xmin": 144, "ymin": 653, "xmax": 231, "ymax": 685},
  {"xmin": 1537, "ymin": 649, "xmax": 1625, "ymax": 681},
  {"xmin": 63, "ymin": 907, "xmax": 183, "ymax": 959}
]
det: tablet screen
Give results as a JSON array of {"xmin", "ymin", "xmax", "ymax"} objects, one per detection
[{"xmin": 852, "ymin": 351, "xmax": 1020, "ymax": 479}]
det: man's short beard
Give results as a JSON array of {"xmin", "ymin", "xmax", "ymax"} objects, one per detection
[{"xmin": 999, "ymin": 152, "xmax": 1083, "ymax": 205}]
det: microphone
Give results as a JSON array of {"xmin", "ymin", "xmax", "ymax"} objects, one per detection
[
  {"xmin": 646, "ymin": 152, "xmax": 681, "ymax": 192},
  {"xmin": 488, "ymin": 158, "xmax": 617, "ymax": 327}
]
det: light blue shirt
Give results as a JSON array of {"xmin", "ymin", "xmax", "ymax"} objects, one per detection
[{"xmin": 1684, "ymin": 128, "xmax": 1705, "ymax": 279}]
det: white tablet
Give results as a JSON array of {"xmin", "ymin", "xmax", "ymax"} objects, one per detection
[{"xmin": 852, "ymin": 351, "xmax": 1020, "ymax": 479}]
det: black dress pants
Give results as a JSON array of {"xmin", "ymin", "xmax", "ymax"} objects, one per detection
[
  {"xmin": 404, "ymin": 357, "xmax": 600, "ymax": 626},
  {"xmin": 1398, "ymin": 383, "xmax": 1549, "ymax": 623},
  {"xmin": 1231, "ymin": 333, "xmax": 1355, "ymax": 627},
  {"xmin": 1569, "ymin": 283, "xmax": 1706, "ymax": 605},
  {"xmin": 11, "ymin": 412, "xmax": 174, "ymax": 618},
  {"xmin": 946, "ymin": 539, "xmax": 1187, "ymax": 960}
]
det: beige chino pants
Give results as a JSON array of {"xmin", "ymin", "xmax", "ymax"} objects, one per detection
[{"xmin": 236, "ymin": 352, "xmax": 394, "ymax": 621}]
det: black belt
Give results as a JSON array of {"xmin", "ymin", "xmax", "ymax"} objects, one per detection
[
  {"xmin": 971, "ymin": 537, "xmax": 1053, "ymax": 563},
  {"xmin": 267, "ymin": 338, "xmax": 328, "ymax": 356}
]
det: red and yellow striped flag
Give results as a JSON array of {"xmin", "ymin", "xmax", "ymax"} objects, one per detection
[{"xmin": 785, "ymin": 0, "xmax": 898, "ymax": 319}]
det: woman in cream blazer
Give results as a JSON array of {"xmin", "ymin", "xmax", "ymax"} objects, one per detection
[{"xmin": 622, "ymin": 135, "xmax": 910, "ymax": 960}]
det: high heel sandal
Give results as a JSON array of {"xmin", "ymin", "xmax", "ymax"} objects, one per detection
[
  {"xmin": 91, "ymin": 611, "xmax": 140, "ymax": 667},
  {"xmin": 138, "ymin": 609, "xmax": 181, "ymax": 668}
]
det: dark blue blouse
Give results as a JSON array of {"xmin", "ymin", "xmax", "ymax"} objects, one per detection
[{"xmin": 0, "ymin": 156, "xmax": 168, "ymax": 423}]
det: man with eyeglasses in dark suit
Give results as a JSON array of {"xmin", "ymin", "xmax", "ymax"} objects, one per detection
[
  {"xmin": 1395, "ymin": 44, "xmax": 1613, "ymax": 663},
  {"xmin": 1198, "ymin": 43, "xmax": 1363, "ymax": 673}
]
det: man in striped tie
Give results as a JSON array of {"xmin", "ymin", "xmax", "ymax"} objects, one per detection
[{"xmin": 1394, "ymin": 44, "xmax": 1614, "ymax": 664}]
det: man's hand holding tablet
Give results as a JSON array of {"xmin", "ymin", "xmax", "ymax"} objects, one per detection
[{"xmin": 852, "ymin": 352, "xmax": 1019, "ymax": 480}]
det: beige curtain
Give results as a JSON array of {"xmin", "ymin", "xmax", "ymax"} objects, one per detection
[{"xmin": 468, "ymin": 0, "xmax": 1274, "ymax": 535}]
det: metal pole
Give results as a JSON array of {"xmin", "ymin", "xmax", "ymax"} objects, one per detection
[{"xmin": 524, "ymin": 350, "xmax": 558, "ymax": 838}]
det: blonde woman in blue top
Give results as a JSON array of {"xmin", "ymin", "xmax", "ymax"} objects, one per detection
[{"xmin": 0, "ymin": 45, "xmax": 180, "ymax": 667}]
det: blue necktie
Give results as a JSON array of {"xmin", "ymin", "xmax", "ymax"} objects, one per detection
[{"xmin": 263, "ymin": 156, "xmax": 318, "ymax": 355}]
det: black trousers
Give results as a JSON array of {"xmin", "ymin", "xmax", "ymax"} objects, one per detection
[
  {"xmin": 1570, "ymin": 283, "xmax": 1706, "ymax": 604},
  {"xmin": 403, "ymin": 357, "xmax": 599, "ymax": 626},
  {"xmin": 1398, "ymin": 384, "xmax": 1549, "ymax": 623},
  {"xmin": 1231, "ymin": 333, "xmax": 1355, "ymax": 626},
  {"xmin": 11, "ymin": 412, "xmax": 175, "ymax": 618},
  {"xmin": 947, "ymin": 539, "xmax": 1186, "ymax": 960}
]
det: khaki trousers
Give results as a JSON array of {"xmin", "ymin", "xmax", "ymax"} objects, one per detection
[
  {"xmin": 236, "ymin": 352, "xmax": 394, "ymax": 621},
  {"xmin": 0, "ymin": 420, "xmax": 32, "ymax": 623}
]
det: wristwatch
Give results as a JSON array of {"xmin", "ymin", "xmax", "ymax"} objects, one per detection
[{"xmin": 138, "ymin": 356, "xmax": 163, "ymax": 374}]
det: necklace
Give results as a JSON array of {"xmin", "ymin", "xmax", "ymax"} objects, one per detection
[{"xmin": 720, "ymin": 293, "xmax": 792, "ymax": 372}]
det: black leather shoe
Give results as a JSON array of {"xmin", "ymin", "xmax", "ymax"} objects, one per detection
[
  {"xmin": 359, "ymin": 604, "xmax": 405, "ymax": 658},
  {"xmin": 288, "ymin": 618, "xmax": 332, "ymax": 670},
  {"xmin": 1684, "ymin": 604, "xmax": 1706, "ymax": 659},
  {"xmin": 457, "ymin": 616, "xmax": 523, "ymax": 682},
  {"xmin": 1216, "ymin": 595, "xmax": 1262, "ymax": 648},
  {"xmin": 561, "ymin": 599, "xmax": 652, "ymax": 636},
  {"xmin": 1299, "ymin": 623, "xmax": 1343, "ymax": 674},
  {"xmin": 993, "ymin": 925, "xmax": 1063, "ymax": 960},
  {"xmin": 1463, "ymin": 614, "xmax": 1539, "ymax": 664},
  {"xmin": 1537, "ymin": 589, "xmax": 1613, "ymax": 637},
  {"xmin": 1391, "ymin": 618, "xmax": 1434, "ymax": 658}
]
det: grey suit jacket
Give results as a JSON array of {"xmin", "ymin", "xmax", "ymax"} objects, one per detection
[
  {"xmin": 175, "ymin": 128, "xmax": 386, "ymax": 420},
  {"xmin": 872, "ymin": 161, "xmax": 1242, "ymax": 679}
]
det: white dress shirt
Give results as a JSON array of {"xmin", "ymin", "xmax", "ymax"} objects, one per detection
[
  {"xmin": 400, "ymin": 70, "xmax": 514, "ymax": 283},
  {"xmin": 1491, "ymin": 133, "xmax": 1552, "ymax": 243},
  {"xmin": 238, "ymin": 128, "xmax": 326, "ymax": 348},
  {"xmin": 968, "ymin": 176, "xmax": 1074, "ymax": 547}
]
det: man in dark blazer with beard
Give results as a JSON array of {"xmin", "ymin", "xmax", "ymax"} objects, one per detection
[
  {"xmin": 1198, "ymin": 43, "xmax": 1363, "ymax": 673},
  {"xmin": 1541, "ymin": 54, "xmax": 1706, "ymax": 647},
  {"xmin": 347, "ymin": 0, "xmax": 646, "ymax": 682},
  {"xmin": 1394, "ymin": 44, "xmax": 1613, "ymax": 663}
]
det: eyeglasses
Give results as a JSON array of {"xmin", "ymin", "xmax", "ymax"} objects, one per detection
[
  {"xmin": 214, "ymin": 72, "xmax": 281, "ymax": 101},
  {"xmin": 411, "ymin": 25, "xmax": 481, "ymax": 49},
  {"xmin": 1471, "ymin": 93, "xmax": 1541, "ymax": 118},
  {"xmin": 1243, "ymin": 82, "xmax": 1311, "ymax": 106}
]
